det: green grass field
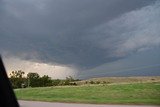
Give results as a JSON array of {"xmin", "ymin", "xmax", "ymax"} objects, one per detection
[{"xmin": 15, "ymin": 82, "xmax": 160, "ymax": 105}]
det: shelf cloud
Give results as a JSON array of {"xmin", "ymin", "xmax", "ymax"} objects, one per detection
[{"xmin": 0, "ymin": 0, "xmax": 159, "ymax": 77}]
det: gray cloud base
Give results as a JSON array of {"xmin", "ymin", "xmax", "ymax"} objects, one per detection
[{"xmin": 0, "ymin": 0, "xmax": 159, "ymax": 70}]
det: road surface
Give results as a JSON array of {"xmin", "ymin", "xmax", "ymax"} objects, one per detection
[{"xmin": 19, "ymin": 100, "xmax": 159, "ymax": 107}]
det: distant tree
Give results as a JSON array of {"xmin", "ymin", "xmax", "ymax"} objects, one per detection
[
  {"xmin": 102, "ymin": 81, "xmax": 107, "ymax": 84},
  {"xmin": 52, "ymin": 79, "xmax": 61, "ymax": 86},
  {"xmin": 90, "ymin": 81, "xmax": 95, "ymax": 84},
  {"xmin": 27, "ymin": 72, "xmax": 39, "ymax": 79},
  {"xmin": 9, "ymin": 70, "xmax": 26, "ymax": 88},
  {"xmin": 27, "ymin": 72, "xmax": 40, "ymax": 87},
  {"xmin": 85, "ymin": 81, "xmax": 88, "ymax": 84},
  {"xmin": 10, "ymin": 70, "xmax": 25, "ymax": 78},
  {"xmin": 9, "ymin": 71, "xmax": 80, "ymax": 88},
  {"xmin": 64, "ymin": 76, "xmax": 76, "ymax": 85},
  {"xmin": 66, "ymin": 76, "xmax": 74, "ymax": 81},
  {"xmin": 40, "ymin": 75, "xmax": 52, "ymax": 87},
  {"xmin": 96, "ymin": 81, "xmax": 100, "ymax": 84}
]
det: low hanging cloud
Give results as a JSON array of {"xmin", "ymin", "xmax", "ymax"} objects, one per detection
[
  {"xmin": 91, "ymin": 1, "xmax": 160, "ymax": 58},
  {"xmin": 0, "ymin": 0, "xmax": 159, "ymax": 70}
]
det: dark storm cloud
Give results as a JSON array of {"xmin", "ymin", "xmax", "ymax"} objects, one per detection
[{"xmin": 0, "ymin": 0, "xmax": 159, "ymax": 69}]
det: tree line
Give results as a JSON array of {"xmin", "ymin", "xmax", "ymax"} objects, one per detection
[{"xmin": 9, "ymin": 70, "xmax": 79, "ymax": 89}]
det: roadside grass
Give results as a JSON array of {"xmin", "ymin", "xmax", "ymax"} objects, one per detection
[{"xmin": 15, "ymin": 82, "xmax": 160, "ymax": 105}]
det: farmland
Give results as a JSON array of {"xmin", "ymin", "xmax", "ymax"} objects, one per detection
[{"xmin": 15, "ymin": 76, "xmax": 160, "ymax": 105}]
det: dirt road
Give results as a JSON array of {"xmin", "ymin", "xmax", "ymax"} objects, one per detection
[{"xmin": 19, "ymin": 100, "xmax": 159, "ymax": 107}]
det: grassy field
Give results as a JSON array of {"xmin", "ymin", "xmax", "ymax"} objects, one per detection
[
  {"xmin": 77, "ymin": 76, "xmax": 160, "ymax": 85},
  {"xmin": 15, "ymin": 82, "xmax": 160, "ymax": 105}
]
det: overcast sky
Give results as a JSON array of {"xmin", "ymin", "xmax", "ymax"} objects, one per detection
[{"xmin": 0, "ymin": 0, "xmax": 160, "ymax": 79}]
